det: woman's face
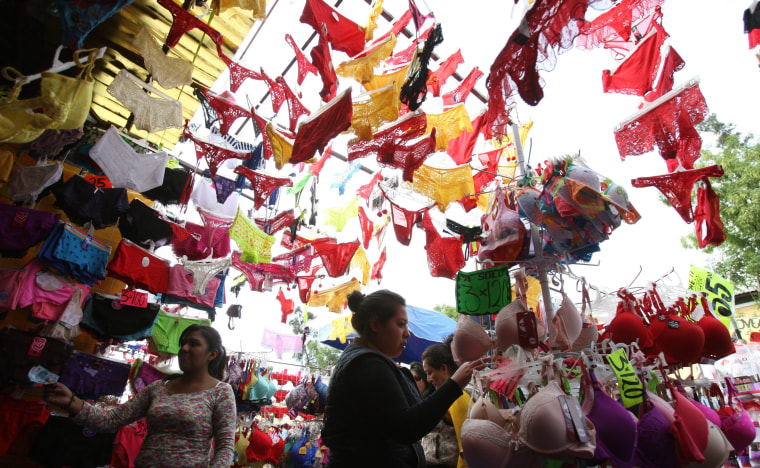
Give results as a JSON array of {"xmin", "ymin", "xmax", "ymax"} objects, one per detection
[
  {"xmin": 178, "ymin": 331, "xmax": 217, "ymax": 374},
  {"xmin": 370, "ymin": 305, "xmax": 411, "ymax": 359},
  {"xmin": 411, "ymin": 369, "xmax": 426, "ymax": 395},
  {"xmin": 423, "ymin": 360, "xmax": 451, "ymax": 389}
]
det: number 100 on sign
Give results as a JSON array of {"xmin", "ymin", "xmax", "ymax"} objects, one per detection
[{"xmin": 455, "ymin": 263, "xmax": 512, "ymax": 315}]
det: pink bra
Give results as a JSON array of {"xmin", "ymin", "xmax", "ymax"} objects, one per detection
[
  {"xmin": 551, "ymin": 294, "xmax": 583, "ymax": 349},
  {"xmin": 452, "ymin": 315, "xmax": 494, "ymax": 362},
  {"xmin": 494, "ymin": 299, "xmax": 547, "ymax": 352}
]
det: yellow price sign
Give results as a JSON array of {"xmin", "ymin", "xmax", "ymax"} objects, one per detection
[
  {"xmin": 606, "ymin": 348, "xmax": 644, "ymax": 408},
  {"xmin": 166, "ymin": 159, "xmax": 180, "ymax": 169},
  {"xmin": 688, "ymin": 265, "xmax": 734, "ymax": 329}
]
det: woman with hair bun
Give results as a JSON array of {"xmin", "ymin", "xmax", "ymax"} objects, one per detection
[
  {"xmin": 422, "ymin": 338, "xmax": 471, "ymax": 468},
  {"xmin": 43, "ymin": 324, "xmax": 236, "ymax": 467},
  {"xmin": 323, "ymin": 290, "xmax": 484, "ymax": 468}
]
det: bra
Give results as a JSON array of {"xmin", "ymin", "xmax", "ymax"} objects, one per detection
[
  {"xmin": 682, "ymin": 421, "xmax": 731, "ymax": 468},
  {"xmin": 246, "ymin": 427, "xmax": 274, "ymax": 462},
  {"xmin": 671, "ymin": 390, "xmax": 710, "ymax": 465},
  {"xmin": 551, "ymin": 294, "xmax": 583, "ymax": 349},
  {"xmin": 633, "ymin": 396, "xmax": 679, "ymax": 468},
  {"xmin": 696, "ymin": 304, "xmax": 735, "ymax": 360},
  {"xmin": 494, "ymin": 298, "xmax": 547, "ymax": 352},
  {"xmin": 251, "ymin": 368, "xmax": 270, "ymax": 400},
  {"xmin": 719, "ymin": 377, "xmax": 756, "ymax": 455},
  {"xmin": 601, "ymin": 304, "xmax": 653, "ymax": 349},
  {"xmin": 452, "ymin": 314, "xmax": 494, "ymax": 362},
  {"xmin": 460, "ymin": 419, "xmax": 547, "ymax": 468},
  {"xmin": 650, "ymin": 313, "xmax": 705, "ymax": 365},
  {"xmin": 265, "ymin": 369, "xmax": 278, "ymax": 400}
]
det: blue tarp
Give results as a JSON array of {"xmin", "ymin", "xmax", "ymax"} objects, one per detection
[{"xmin": 319, "ymin": 305, "xmax": 456, "ymax": 364}]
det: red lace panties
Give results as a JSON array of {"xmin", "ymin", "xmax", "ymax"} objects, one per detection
[
  {"xmin": 186, "ymin": 131, "xmax": 251, "ymax": 178},
  {"xmin": 255, "ymin": 209, "xmax": 296, "ymax": 236},
  {"xmin": 694, "ymin": 178, "xmax": 726, "ymax": 248},
  {"xmin": 233, "ymin": 166, "xmax": 293, "ymax": 210},
  {"xmin": 313, "ymin": 240, "xmax": 360, "ymax": 278},
  {"xmin": 204, "ymin": 91, "xmax": 255, "ymax": 135},
  {"xmin": 285, "ymin": 33, "xmax": 319, "ymax": 86},
  {"xmin": 421, "ymin": 214, "xmax": 465, "ymax": 279},
  {"xmin": 157, "ymin": 0, "xmax": 231, "ymax": 65}
]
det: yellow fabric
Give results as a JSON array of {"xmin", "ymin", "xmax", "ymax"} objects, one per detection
[
  {"xmin": 364, "ymin": 0, "xmax": 384, "ymax": 41},
  {"xmin": 363, "ymin": 64, "xmax": 409, "ymax": 120},
  {"xmin": 266, "ymin": 122, "xmax": 295, "ymax": 170},
  {"xmin": 337, "ymin": 34, "xmax": 396, "ymax": 84},
  {"xmin": 230, "ymin": 209, "xmax": 275, "ymax": 264},
  {"xmin": 490, "ymin": 118, "xmax": 533, "ymax": 162},
  {"xmin": 309, "ymin": 278, "xmax": 362, "ymax": 313},
  {"xmin": 0, "ymin": 147, "xmax": 15, "ymax": 182},
  {"xmin": 512, "ymin": 275, "xmax": 543, "ymax": 317},
  {"xmin": 413, "ymin": 164, "xmax": 475, "ymax": 212},
  {"xmin": 0, "ymin": 68, "xmax": 46, "ymax": 143},
  {"xmin": 350, "ymin": 86, "xmax": 400, "ymax": 141},
  {"xmin": 449, "ymin": 391, "xmax": 471, "ymax": 468},
  {"xmin": 328, "ymin": 314, "xmax": 356, "ymax": 344},
  {"xmin": 350, "ymin": 246, "xmax": 371, "ymax": 285},
  {"xmin": 234, "ymin": 428, "xmax": 250, "ymax": 465},
  {"xmin": 324, "ymin": 197, "xmax": 359, "ymax": 232},
  {"xmin": 213, "ymin": 0, "xmax": 268, "ymax": 19},
  {"xmin": 425, "ymin": 104, "xmax": 472, "ymax": 151}
]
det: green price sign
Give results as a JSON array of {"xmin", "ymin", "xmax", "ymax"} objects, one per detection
[
  {"xmin": 455, "ymin": 263, "xmax": 512, "ymax": 315},
  {"xmin": 688, "ymin": 265, "xmax": 734, "ymax": 329},
  {"xmin": 606, "ymin": 348, "xmax": 644, "ymax": 408}
]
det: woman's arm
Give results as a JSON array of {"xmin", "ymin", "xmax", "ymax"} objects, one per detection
[
  {"xmin": 71, "ymin": 381, "xmax": 155, "ymax": 432},
  {"xmin": 209, "ymin": 383, "xmax": 237, "ymax": 468}
]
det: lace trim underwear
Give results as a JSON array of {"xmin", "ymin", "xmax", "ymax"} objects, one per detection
[
  {"xmin": 157, "ymin": 0, "xmax": 232, "ymax": 66},
  {"xmin": 576, "ymin": 0, "xmax": 664, "ymax": 50},
  {"xmin": 350, "ymin": 86, "xmax": 401, "ymax": 141},
  {"xmin": 204, "ymin": 91, "xmax": 255, "ymax": 135},
  {"xmin": 285, "ymin": 34, "xmax": 319, "ymax": 85},
  {"xmin": 601, "ymin": 22, "xmax": 668, "ymax": 96},
  {"xmin": 400, "ymin": 23, "xmax": 443, "ymax": 112},
  {"xmin": 230, "ymin": 209, "xmax": 276, "ymax": 264},
  {"xmin": 271, "ymin": 244, "xmax": 314, "ymax": 276},
  {"xmin": 228, "ymin": 61, "xmax": 265, "ymax": 94},
  {"xmin": 441, "ymin": 67, "xmax": 484, "ymax": 106},
  {"xmin": 291, "ymin": 89, "xmax": 353, "ymax": 165},
  {"xmin": 371, "ymin": 247, "xmax": 387, "ymax": 282},
  {"xmin": 132, "ymin": 26, "xmax": 193, "ymax": 89},
  {"xmin": 308, "ymin": 278, "xmax": 362, "ymax": 313},
  {"xmin": 336, "ymin": 35, "xmax": 397, "ymax": 84},
  {"xmin": 348, "ymin": 113, "xmax": 428, "ymax": 162},
  {"xmin": 233, "ymin": 166, "xmax": 293, "ymax": 210},
  {"xmin": 106, "ymin": 71, "xmax": 182, "ymax": 134},
  {"xmin": 323, "ymin": 197, "xmax": 359, "ymax": 232},
  {"xmin": 185, "ymin": 131, "xmax": 251, "ymax": 178},
  {"xmin": 357, "ymin": 172, "xmax": 383, "ymax": 201},
  {"xmin": 643, "ymin": 45, "xmax": 685, "ymax": 104},
  {"xmin": 413, "ymin": 163, "xmax": 476, "ymax": 212},
  {"xmin": 427, "ymin": 49, "xmax": 463, "ymax": 97},
  {"xmin": 255, "ymin": 209, "xmax": 296, "ymax": 235},
  {"xmin": 313, "ymin": 240, "xmax": 360, "ymax": 278},
  {"xmin": 426, "ymin": 104, "xmax": 473, "ymax": 151},
  {"xmin": 183, "ymin": 256, "xmax": 232, "ymax": 296},
  {"xmin": 421, "ymin": 214, "xmax": 466, "ymax": 279},
  {"xmin": 377, "ymin": 130, "xmax": 437, "ymax": 182}
]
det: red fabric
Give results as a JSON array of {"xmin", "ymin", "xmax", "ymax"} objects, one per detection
[
  {"xmin": 313, "ymin": 240, "xmax": 360, "ymax": 277},
  {"xmin": 291, "ymin": 89, "xmax": 353, "ymax": 164},
  {"xmin": 698, "ymin": 296, "xmax": 734, "ymax": 360},
  {"xmin": 309, "ymin": 144, "xmax": 332, "ymax": 180},
  {"xmin": 601, "ymin": 22, "xmax": 668, "ymax": 96},
  {"xmin": 310, "ymin": 29, "xmax": 338, "ymax": 102},
  {"xmin": 231, "ymin": 253, "xmax": 266, "ymax": 291},
  {"xmin": 296, "ymin": 275, "xmax": 317, "ymax": 303},
  {"xmin": 441, "ymin": 66, "xmax": 484, "ymax": 107},
  {"xmin": 643, "ymin": 46, "xmax": 685, "ymax": 103},
  {"xmin": 251, "ymin": 108, "xmax": 273, "ymax": 160},
  {"xmin": 694, "ymin": 178, "xmax": 726, "ymax": 249},
  {"xmin": 273, "ymin": 76, "xmax": 311, "ymax": 132},
  {"xmin": 228, "ymin": 61, "xmax": 265, "ymax": 93},
  {"xmin": 576, "ymin": 0, "xmax": 664, "ymax": 50},
  {"xmin": 446, "ymin": 113, "xmax": 486, "ymax": 165},
  {"xmin": 357, "ymin": 172, "xmax": 382, "ymax": 201},
  {"xmin": 348, "ymin": 114, "xmax": 428, "ymax": 162},
  {"xmin": 371, "ymin": 9, "xmax": 412, "ymax": 46},
  {"xmin": 186, "ymin": 132, "xmax": 251, "ymax": 178},
  {"xmin": 386, "ymin": 25, "xmax": 433, "ymax": 67},
  {"xmin": 204, "ymin": 91, "xmax": 254, "ymax": 135},
  {"xmin": 285, "ymin": 33, "xmax": 319, "ymax": 86},
  {"xmin": 601, "ymin": 7, "xmax": 663, "ymax": 59},
  {"xmin": 672, "ymin": 392, "xmax": 709, "ymax": 464},
  {"xmin": 234, "ymin": 166, "xmax": 293, "ymax": 210},
  {"xmin": 614, "ymin": 83, "xmax": 709, "ymax": 163},
  {"xmin": 408, "ymin": 0, "xmax": 433, "ymax": 31},
  {"xmin": 631, "ymin": 165, "xmax": 724, "ymax": 223},
  {"xmin": 420, "ymin": 214, "xmax": 466, "ymax": 279},
  {"xmin": 427, "ymin": 50, "xmax": 464, "ymax": 96},
  {"xmin": 277, "ymin": 287, "xmax": 294, "ymax": 322},
  {"xmin": 486, "ymin": 0, "xmax": 592, "ymax": 137},
  {"xmin": 108, "ymin": 240, "xmax": 169, "ymax": 294},
  {"xmin": 157, "ymin": 0, "xmax": 231, "ymax": 65},
  {"xmin": 300, "ymin": 0, "xmax": 366, "ymax": 57},
  {"xmin": 383, "ymin": 189, "xmax": 430, "ymax": 246},
  {"xmin": 255, "ymin": 209, "xmax": 296, "ymax": 235},
  {"xmin": 371, "ymin": 247, "xmax": 386, "ymax": 282},
  {"xmin": 750, "ymin": 29, "xmax": 760, "ymax": 49},
  {"xmin": 271, "ymin": 244, "xmax": 314, "ymax": 276},
  {"xmin": 377, "ymin": 130, "xmax": 436, "ymax": 182},
  {"xmin": 358, "ymin": 206, "xmax": 373, "ymax": 249}
]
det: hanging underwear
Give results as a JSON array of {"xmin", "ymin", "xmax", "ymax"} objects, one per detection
[
  {"xmin": 377, "ymin": 130, "xmax": 437, "ymax": 182},
  {"xmin": 371, "ymin": 9, "xmax": 411, "ymax": 46},
  {"xmin": 55, "ymin": 0, "xmax": 133, "ymax": 48},
  {"xmin": 203, "ymin": 91, "xmax": 255, "ymax": 135},
  {"xmin": 194, "ymin": 86, "xmax": 219, "ymax": 129},
  {"xmin": 157, "ymin": 0, "xmax": 232, "ymax": 65},
  {"xmin": 291, "ymin": 89, "xmax": 353, "ymax": 165},
  {"xmin": 277, "ymin": 76, "xmax": 311, "ymax": 132},
  {"xmin": 427, "ymin": 49, "xmax": 464, "ymax": 97},
  {"xmin": 421, "ymin": 214, "xmax": 466, "ymax": 279},
  {"xmin": 89, "ymin": 126, "xmax": 169, "ymax": 192},
  {"xmin": 309, "ymin": 145, "xmax": 332, "ymax": 180},
  {"xmin": 232, "ymin": 251, "xmax": 294, "ymax": 291},
  {"xmin": 107, "ymin": 71, "xmax": 183, "ymax": 134},
  {"xmin": 441, "ymin": 66, "xmax": 484, "ymax": 106},
  {"xmin": 211, "ymin": 173, "xmax": 237, "ymax": 204},
  {"xmin": 330, "ymin": 160, "xmax": 363, "ymax": 195},
  {"xmin": 255, "ymin": 209, "xmax": 296, "ymax": 235},
  {"xmin": 5, "ymin": 162, "xmax": 63, "ymax": 204},
  {"xmin": 132, "ymin": 26, "xmax": 193, "ymax": 89},
  {"xmin": 363, "ymin": 64, "xmax": 410, "ymax": 116},
  {"xmin": 746, "ymin": 4, "xmax": 760, "ymax": 49},
  {"xmin": 166, "ymin": 264, "xmax": 221, "ymax": 309},
  {"xmin": 357, "ymin": 172, "xmax": 383, "ymax": 201},
  {"xmin": 386, "ymin": 24, "xmax": 433, "ymax": 67},
  {"xmin": 197, "ymin": 206, "xmax": 235, "ymax": 256},
  {"xmin": 0, "ymin": 328, "xmax": 73, "ymax": 386},
  {"xmin": 111, "ymin": 422, "xmax": 147, "ymax": 468},
  {"xmin": 52, "ymin": 174, "xmax": 130, "ymax": 228},
  {"xmin": 413, "ymin": 163, "xmax": 476, "ymax": 212},
  {"xmin": 88, "ymin": 293, "xmax": 160, "ymax": 338},
  {"xmin": 348, "ymin": 113, "xmax": 428, "ymax": 163},
  {"xmin": 384, "ymin": 193, "xmax": 430, "ymax": 246},
  {"xmin": 614, "ymin": 82, "xmax": 709, "ymax": 165},
  {"xmin": 182, "ymin": 255, "xmax": 232, "ymax": 296},
  {"xmin": 265, "ymin": 123, "xmax": 296, "ymax": 170},
  {"xmin": 336, "ymin": 35, "xmax": 397, "ymax": 84},
  {"xmin": 234, "ymin": 165, "xmax": 293, "ymax": 210},
  {"xmin": 285, "ymin": 33, "xmax": 319, "ymax": 85},
  {"xmin": 190, "ymin": 179, "xmax": 239, "ymax": 217},
  {"xmin": 0, "ymin": 69, "xmax": 44, "ymax": 144},
  {"xmin": 575, "ymin": 0, "xmax": 663, "ymax": 50},
  {"xmin": 310, "ymin": 29, "xmax": 338, "ymax": 102},
  {"xmin": 276, "ymin": 288, "xmax": 294, "ymax": 323},
  {"xmin": 323, "ymin": 197, "xmax": 359, "ymax": 232},
  {"xmin": 426, "ymin": 104, "xmax": 473, "ymax": 151},
  {"xmin": 141, "ymin": 166, "xmax": 192, "ymax": 205},
  {"xmin": 296, "ymin": 275, "xmax": 317, "ymax": 302},
  {"xmin": 60, "ymin": 352, "xmax": 131, "ymax": 399},
  {"xmin": 486, "ymin": 0, "xmax": 593, "ymax": 137},
  {"xmin": 446, "ymin": 218, "xmax": 482, "ymax": 258},
  {"xmin": 308, "ymin": 278, "xmax": 362, "ymax": 313},
  {"xmin": 299, "ymin": 0, "xmax": 366, "ymax": 57},
  {"xmin": 151, "ymin": 311, "xmax": 211, "ymax": 354},
  {"xmin": 228, "ymin": 61, "xmax": 265, "ymax": 93},
  {"xmin": 0, "ymin": 204, "xmax": 60, "ymax": 254},
  {"xmin": 231, "ymin": 252, "xmax": 267, "ymax": 291},
  {"xmin": 371, "ymin": 247, "xmax": 387, "ymax": 282},
  {"xmin": 643, "ymin": 45, "xmax": 685, "ymax": 103},
  {"xmin": 351, "ymin": 246, "xmax": 371, "ymax": 285},
  {"xmin": 185, "ymin": 130, "xmax": 251, "ymax": 178},
  {"xmin": 631, "ymin": 164, "xmax": 724, "ymax": 223},
  {"xmin": 27, "ymin": 128, "xmax": 84, "ymax": 161},
  {"xmin": 107, "ymin": 239, "xmax": 170, "ymax": 294},
  {"xmin": 446, "ymin": 113, "xmax": 486, "ymax": 165},
  {"xmin": 601, "ymin": 22, "xmax": 668, "ymax": 96},
  {"xmin": 693, "ymin": 178, "xmax": 726, "ymax": 248},
  {"xmin": 313, "ymin": 240, "xmax": 360, "ymax": 277},
  {"xmin": 46, "ymin": 223, "xmax": 112, "ymax": 285},
  {"xmin": 230, "ymin": 209, "xmax": 276, "ymax": 264},
  {"xmin": 351, "ymin": 86, "xmax": 401, "ymax": 141},
  {"xmin": 400, "ymin": 24, "xmax": 443, "ymax": 112},
  {"xmin": 271, "ymin": 244, "xmax": 314, "ymax": 276},
  {"xmin": 288, "ymin": 172, "xmax": 312, "ymax": 206},
  {"xmin": 357, "ymin": 205, "xmax": 374, "ymax": 249}
]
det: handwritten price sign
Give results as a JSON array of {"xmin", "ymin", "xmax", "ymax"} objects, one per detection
[
  {"xmin": 121, "ymin": 290, "xmax": 148, "ymax": 308},
  {"xmin": 688, "ymin": 265, "xmax": 734, "ymax": 329},
  {"xmin": 84, "ymin": 175, "xmax": 112, "ymax": 189},
  {"xmin": 455, "ymin": 263, "xmax": 512, "ymax": 315},
  {"xmin": 606, "ymin": 348, "xmax": 644, "ymax": 408}
]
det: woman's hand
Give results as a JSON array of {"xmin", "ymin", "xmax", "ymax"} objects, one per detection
[
  {"xmin": 43, "ymin": 382, "xmax": 83, "ymax": 415},
  {"xmin": 450, "ymin": 358, "xmax": 487, "ymax": 389}
]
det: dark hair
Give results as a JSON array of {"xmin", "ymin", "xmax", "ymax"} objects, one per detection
[
  {"xmin": 421, "ymin": 335, "xmax": 458, "ymax": 375},
  {"xmin": 409, "ymin": 361, "xmax": 435, "ymax": 398},
  {"xmin": 348, "ymin": 289, "xmax": 406, "ymax": 340},
  {"xmin": 179, "ymin": 324, "xmax": 227, "ymax": 380}
]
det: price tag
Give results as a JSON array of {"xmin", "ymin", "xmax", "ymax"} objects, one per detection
[
  {"xmin": 166, "ymin": 159, "xmax": 180, "ymax": 169},
  {"xmin": 606, "ymin": 348, "xmax": 644, "ymax": 408},
  {"xmin": 120, "ymin": 290, "xmax": 148, "ymax": 308},
  {"xmin": 455, "ymin": 263, "xmax": 512, "ymax": 315},
  {"xmin": 84, "ymin": 175, "xmax": 112, "ymax": 189},
  {"xmin": 688, "ymin": 265, "xmax": 734, "ymax": 329}
]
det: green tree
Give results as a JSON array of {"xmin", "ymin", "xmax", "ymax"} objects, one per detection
[
  {"xmin": 288, "ymin": 306, "xmax": 342, "ymax": 373},
  {"xmin": 434, "ymin": 304, "xmax": 458, "ymax": 320},
  {"xmin": 686, "ymin": 115, "xmax": 760, "ymax": 291}
]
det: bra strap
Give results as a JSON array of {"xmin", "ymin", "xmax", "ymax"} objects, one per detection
[
  {"xmin": 72, "ymin": 48, "xmax": 101, "ymax": 81},
  {"xmin": 1, "ymin": 67, "xmax": 27, "ymax": 101}
]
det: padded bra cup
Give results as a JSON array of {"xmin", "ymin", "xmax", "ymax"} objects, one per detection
[
  {"xmin": 572, "ymin": 321, "xmax": 598, "ymax": 349},
  {"xmin": 252, "ymin": 370, "xmax": 270, "ymax": 400},
  {"xmin": 604, "ymin": 310, "xmax": 653, "ymax": 348},
  {"xmin": 452, "ymin": 315, "xmax": 493, "ymax": 362},
  {"xmin": 585, "ymin": 379, "xmax": 638, "ymax": 464},
  {"xmin": 650, "ymin": 314, "xmax": 705, "ymax": 364},
  {"xmin": 495, "ymin": 300, "xmax": 547, "ymax": 352},
  {"xmin": 634, "ymin": 402, "xmax": 680, "ymax": 468},
  {"xmin": 552, "ymin": 295, "xmax": 583, "ymax": 348},
  {"xmin": 470, "ymin": 393, "xmax": 510, "ymax": 428},
  {"xmin": 460, "ymin": 419, "xmax": 513, "ymax": 468},
  {"xmin": 683, "ymin": 422, "xmax": 731, "ymax": 468}
]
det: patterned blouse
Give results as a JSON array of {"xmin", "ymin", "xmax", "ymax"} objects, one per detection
[{"xmin": 73, "ymin": 380, "xmax": 236, "ymax": 467}]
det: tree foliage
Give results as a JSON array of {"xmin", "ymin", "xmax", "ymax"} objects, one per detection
[
  {"xmin": 288, "ymin": 306, "xmax": 342, "ymax": 372},
  {"xmin": 434, "ymin": 304, "xmax": 458, "ymax": 320},
  {"xmin": 690, "ymin": 115, "xmax": 760, "ymax": 291}
]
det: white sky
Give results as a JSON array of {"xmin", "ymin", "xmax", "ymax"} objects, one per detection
[{"xmin": 170, "ymin": 0, "xmax": 760, "ymax": 353}]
